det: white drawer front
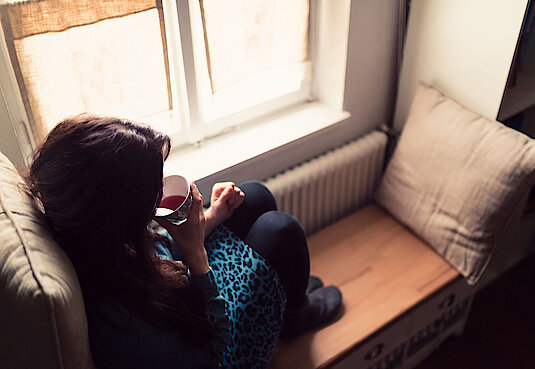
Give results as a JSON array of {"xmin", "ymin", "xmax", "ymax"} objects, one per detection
[
  {"xmin": 404, "ymin": 277, "xmax": 474, "ymax": 368},
  {"xmin": 333, "ymin": 316, "xmax": 410, "ymax": 369}
]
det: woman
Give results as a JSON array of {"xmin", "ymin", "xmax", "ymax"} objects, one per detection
[{"xmin": 26, "ymin": 114, "xmax": 342, "ymax": 368}]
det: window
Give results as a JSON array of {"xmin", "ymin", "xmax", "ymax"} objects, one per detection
[{"xmin": 0, "ymin": 0, "xmax": 312, "ymax": 148}]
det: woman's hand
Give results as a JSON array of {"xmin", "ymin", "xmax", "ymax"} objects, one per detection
[
  {"xmin": 204, "ymin": 182, "xmax": 245, "ymax": 235},
  {"xmin": 154, "ymin": 182, "xmax": 210, "ymax": 275}
]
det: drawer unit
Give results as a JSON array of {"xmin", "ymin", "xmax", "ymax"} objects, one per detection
[
  {"xmin": 439, "ymin": 280, "xmax": 473, "ymax": 343},
  {"xmin": 403, "ymin": 297, "xmax": 441, "ymax": 369},
  {"xmin": 333, "ymin": 317, "xmax": 410, "ymax": 369},
  {"xmin": 404, "ymin": 278, "xmax": 474, "ymax": 369}
]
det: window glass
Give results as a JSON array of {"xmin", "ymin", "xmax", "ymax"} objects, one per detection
[
  {"xmin": 200, "ymin": 0, "xmax": 309, "ymax": 92},
  {"xmin": 0, "ymin": 0, "xmax": 312, "ymax": 143},
  {"xmin": 198, "ymin": 0, "xmax": 310, "ymax": 123},
  {"xmin": 1, "ymin": 0, "xmax": 173, "ymax": 138}
]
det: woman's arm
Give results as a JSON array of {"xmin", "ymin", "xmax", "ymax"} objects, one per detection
[
  {"xmin": 89, "ymin": 269, "xmax": 229, "ymax": 368},
  {"xmin": 190, "ymin": 268, "xmax": 230, "ymax": 360},
  {"xmin": 153, "ymin": 182, "xmax": 230, "ymax": 361},
  {"xmin": 204, "ymin": 182, "xmax": 245, "ymax": 236},
  {"xmin": 155, "ymin": 182, "xmax": 209, "ymax": 274}
]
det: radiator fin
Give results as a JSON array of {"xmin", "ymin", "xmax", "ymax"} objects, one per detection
[{"xmin": 263, "ymin": 131, "xmax": 387, "ymax": 235}]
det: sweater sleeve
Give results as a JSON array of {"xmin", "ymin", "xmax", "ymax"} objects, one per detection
[
  {"xmin": 149, "ymin": 225, "xmax": 230, "ymax": 361},
  {"xmin": 190, "ymin": 268, "xmax": 230, "ymax": 362}
]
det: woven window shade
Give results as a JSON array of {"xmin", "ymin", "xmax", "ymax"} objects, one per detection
[
  {"xmin": 0, "ymin": 0, "xmax": 172, "ymax": 141},
  {"xmin": 199, "ymin": 0, "xmax": 309, "ymax": 93}
]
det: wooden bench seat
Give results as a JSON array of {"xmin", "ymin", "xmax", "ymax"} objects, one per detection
[{"xmin": 268, "ymin": 204, "xmax": 461, "ymax": 369}]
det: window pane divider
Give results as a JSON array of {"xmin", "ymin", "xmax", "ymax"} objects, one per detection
[{"xmin": 174, "ymin": 0, "xmax": 204, "ymax": 143}]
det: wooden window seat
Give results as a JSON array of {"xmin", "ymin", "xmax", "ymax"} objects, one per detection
[{"xmin": 268, "ymin": 204, "xmax": 473, "ymax": 369}]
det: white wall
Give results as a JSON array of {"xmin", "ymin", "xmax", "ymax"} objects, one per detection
[
  {"xmin": 344, "ymin": 0, "xmax": 398, "ymax": 130},
  {"xmin": 395, "ymin": 0, "xmax": 529, "ymax": 130}
]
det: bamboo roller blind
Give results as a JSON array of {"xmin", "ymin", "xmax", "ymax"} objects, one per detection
[
  {"xmin": 0, "ymin": 0, "xmax": 171, "ymax": 141},
  {"xmin": 199, "ymin": 0, "xmax": 309, "ymax": 92}
]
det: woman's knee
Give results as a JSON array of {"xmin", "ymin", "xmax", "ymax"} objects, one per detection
[
  {"xmin": 239, "ymin": 181, "xmax": 277, "ymax": 212},
  {"xmin": 253, "ymin": 211, "xmax": 306, "ymax": 244},
  {"xmin": 223, "ymin": 182, "xmax": 277, "ymax": 240}
]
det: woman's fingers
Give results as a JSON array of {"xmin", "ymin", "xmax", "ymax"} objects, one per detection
[
  {"xmin": 234, "ymin": 186, "xmax": 244, "ymax": 198},
  {"xmin": 215, "ymin": 182, "xmax": 235, "ymax": 190},
  {"xmin": 218, "ymin": 186, "xmax": 235, "ymax": 203},
  {"xmin": 190, "ymin": 181, "xmax": 201, "ymax": 198},
  {"xmin": 211, "ymin": 182, "xmax": 235, "ymax": 201},
  {"xmin": 189, "ymin": 182, "xmax": 205, "ymax": 221},
  {"xmin": 228, "ymin": 186, "xmax": 245, "ymax": 210},
  {"xmin": 190, "ymin": 182, "xmax": 202, "ymax": 207},
  {"xmin": 217, "ymin": 185, "xmax": 245, "ymax": 210},
  {"xmin": 230, "ymin": 196, "xmax": 245, "ymax": 210}
]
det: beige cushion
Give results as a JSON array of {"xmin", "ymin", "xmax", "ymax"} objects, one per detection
[
  {"xmin": 375, "ymin": 82, "xmax": 535, "ymax": 285},
  {"xmin": 0, "ymin": 152, "xmax": 96, "ymax": 369}
]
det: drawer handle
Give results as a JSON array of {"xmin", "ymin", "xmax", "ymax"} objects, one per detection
[
  {"xmin": 364, "ymin": 343, "xmax": 384, "ymax": 360},
  {"xmin": 439, "ymin": 294, "xmax": 455, "ymax": 309}
]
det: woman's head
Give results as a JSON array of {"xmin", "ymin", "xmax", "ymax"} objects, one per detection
[
  {"xmin": 29, "ymin": 113, "xmax": 170, "ymax": 245},
  {"xmin": 27, "ymin": 114, "xmax": 173, "ymax": 297},
  {"xmin": 27, "ymin": 114, "xmax": 215, "ymax": 342}
]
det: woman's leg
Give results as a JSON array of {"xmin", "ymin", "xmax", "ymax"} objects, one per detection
[
  {"xmin": 243, "ymin": 211, "xmax": 310, "ymax": 309},
  {"xmin": 224, "ymin": 182, "xmax": 309, "ymax": 308},
  {"xmin": 223, "ymin": 181, "xmax": 342, "ymax": 338},
  {"xmin": 243, "ymin": 210, "xmax": 342, "ymax": 339},
  {"xmin": 223, "ymin": 181, "xmax": 277, "ymax": 240}
]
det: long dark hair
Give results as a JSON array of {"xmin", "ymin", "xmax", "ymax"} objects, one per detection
[{"xmin": 26, "ymin": 114, "xmax": 216, "ymax": 343}]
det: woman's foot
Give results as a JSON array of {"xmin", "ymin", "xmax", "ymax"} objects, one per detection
[
  {"xmin": 279, "ymin": 285, "xmax": 342, "ymax": 340},
  {"xmin": 307, "ymin": 276, "xmax": 323, "ymax": 293}
]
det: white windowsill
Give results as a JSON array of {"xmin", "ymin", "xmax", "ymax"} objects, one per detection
[{"xmin": 163, "ymin": 101, "xmax": 350, "ymax": 182}]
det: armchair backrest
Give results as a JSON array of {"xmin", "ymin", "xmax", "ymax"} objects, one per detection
[{"xmin": 0, "ymin": 152, "xmax": 96, "ymax": 369}]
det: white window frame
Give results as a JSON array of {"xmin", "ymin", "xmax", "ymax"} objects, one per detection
[
  {"xmin": 163, "ymin": 0, "xmax": 354, "ymax": 193},
  {"xmin": 170, "ymin": 0, "xmax": 316, "ymax": 146},
  {"xmin": 0, "ymin": 0, "xmax": 353, "ymax": 182},
  {"xmin": 0, "ymin": 21, "xmax": 34, "ymax": 166}
]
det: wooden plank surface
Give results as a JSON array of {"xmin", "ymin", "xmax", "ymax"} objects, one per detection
[{"xmin": 268, "ymin": 204, "xmax": 459, "ymax": 369}]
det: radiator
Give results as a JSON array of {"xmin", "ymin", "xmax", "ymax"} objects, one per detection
[{"xmin": 263, "ymin": 130, "xmax": 387, "ymax": 235}]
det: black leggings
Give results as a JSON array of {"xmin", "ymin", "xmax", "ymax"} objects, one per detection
[{"xmin": 223, "ymin": 181, "xmax": 310, "ymax": 309}]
